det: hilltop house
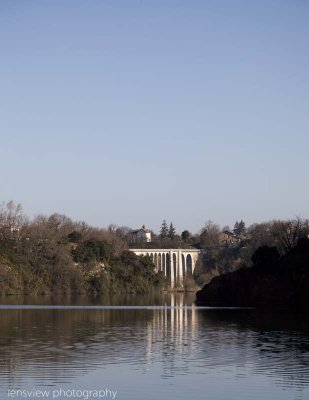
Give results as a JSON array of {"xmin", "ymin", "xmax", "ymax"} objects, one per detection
[
  {"xmin": 130, "ymin": 226, "xmax": 151, "ymax": 244},
  {"xmin": 219, "ymin": 230, "xmax": 244, "ymax": 246}
]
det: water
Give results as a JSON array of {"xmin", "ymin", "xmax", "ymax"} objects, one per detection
[{"xmin": 1, "ymin": 294, "xmax": 309, "ymax": 400}]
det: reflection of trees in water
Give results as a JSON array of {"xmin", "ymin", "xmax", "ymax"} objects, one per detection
[
  {"xmin": 0, "ymin": 294, "xmax": 198, "ymax": 388},
  {"xmin": 197, "ymin": 310, "xmax": 309, "ymax": 389},
  {"xmin": 0, "ymin": 292, "xmax": 196, "ymax": 306},
  {"xmin": 0, "ymin": 308, "xmax": 154, "ymax": 387}
]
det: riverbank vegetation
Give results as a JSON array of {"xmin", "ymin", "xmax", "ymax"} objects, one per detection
[{"xmin": 0, "ymin": 201, "xmax": 165, "ymax": 295}]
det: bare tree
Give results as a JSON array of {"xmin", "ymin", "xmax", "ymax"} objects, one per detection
[
  {"xmin": 0, "ymin": 200, "xmax": 25, "ymax": 240},
  {"xmin": 271, "ymin": 217, "xmax": 309, "ymax": 253},
  {"xmin": 200, "ymin": 220, "xmax": 221, "ymax": 249},
  {"xmin": 0, "ymin": 200, "xmax": 24, "ymax": 227}
]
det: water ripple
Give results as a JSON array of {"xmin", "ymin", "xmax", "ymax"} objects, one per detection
[{"xmin": 0, "ymin": 304, "xmax": 308, "ymax": 400}]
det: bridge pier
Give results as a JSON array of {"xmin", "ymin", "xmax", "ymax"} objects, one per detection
[
  {"xmin": 169, "ymin": 250, "xmax": 174, "ymax": 288},
  {"xmin": 178, "ymin": 250, "xmax": 183, "ymax": 286},
  {"xmin": 129, "ymin": 248, "xmax": 200, "ymax": 288}
]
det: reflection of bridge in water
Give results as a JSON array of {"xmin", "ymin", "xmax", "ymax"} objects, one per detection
[
  {"xmin": 129, "ymin": 248, "xmax": 201, "ymax": 288},
  {"xmin": 145, "ymin": 296, "xmax": 199, "ymax": 363}
]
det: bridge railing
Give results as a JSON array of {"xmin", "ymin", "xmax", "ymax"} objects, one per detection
[{"xmin": 128, "ymin": 243, "xmax": 197, "ymax": 250}]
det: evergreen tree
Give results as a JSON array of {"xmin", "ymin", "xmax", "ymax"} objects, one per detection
[
  {"xmin": 233, "ymin": 221, "xmax": 239, "ymax": 235},
  {"xmin": 233, "ymin": 220, "xmax": 246, "ymax": 236},
  {"xmin": 160, "ymin": 219, "xmax": 169, "ymax": 238},
  {"xmin": 168, "ymin": 222, "xmax": 176, "ymax": 239},
  {"xmin": 181, "ymin": 230, "xmax": 191, "ymax": 241}
]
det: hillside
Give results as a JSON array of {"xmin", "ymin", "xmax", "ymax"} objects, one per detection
[{"xmin": 196, "ymin": 239, "xmax": 309, "ymax": 308}]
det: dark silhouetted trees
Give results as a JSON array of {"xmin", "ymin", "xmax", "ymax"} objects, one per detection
[
  {"xmin": 251, "ymin": 246, "xmax": 280, "ymax": 267},
  {"xmin": 181, "ymin": 230, "xmax": 191, "ymax": 242},
  {"xmin": 168, "ymin": 222, "xmax": 176, "ymax": 239},
  {"xmin": 160, "ymin": 220, "xmax": 169, "ymax": 239},
  {"xmin": 233, "ymin": 220, "xmax": 246, "ymax": 236}
]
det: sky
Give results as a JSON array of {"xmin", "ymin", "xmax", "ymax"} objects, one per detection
[{"xmin": 0, "ymin": 0, "xmax": 308, "ymax": 234}]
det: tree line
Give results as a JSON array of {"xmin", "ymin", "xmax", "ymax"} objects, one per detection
[
  {"xmin": 0, "ymin": 201, "xmax": 165, "ymax": 295},
  {"xmin": 0, "ymin": 200, "xmax": 308, "ymax": 293}
]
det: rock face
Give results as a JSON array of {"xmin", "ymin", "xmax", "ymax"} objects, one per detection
[{"xmin": 196, "ymin": 240, "xmax": 309, "ymax": 308}]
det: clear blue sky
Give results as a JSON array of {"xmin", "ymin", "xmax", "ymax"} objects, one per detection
[{"xmin": 1, "ymin": 0, "xmax": 308, "ymax": 234}]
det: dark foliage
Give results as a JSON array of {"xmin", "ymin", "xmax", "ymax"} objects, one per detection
[
  {"xmin": 67, "ymin": 231, "xmax": 82, "ymax": 243},
  {"xmin": 251, "ymin": 246, "xmax": 280, "ymax": 266},
  {"xmin": 73, "ymin": 239, "xmax": 111, "ymax": 263}
]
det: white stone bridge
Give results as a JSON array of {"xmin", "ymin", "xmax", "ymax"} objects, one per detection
[{"xmin": 129, "ymin": 248, "xmax": 201, "ymax": 288}]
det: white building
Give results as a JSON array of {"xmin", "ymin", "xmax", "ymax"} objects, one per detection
[{"xmin": 130, "ymin": 226, "xmax": 151, "ymax": 244}]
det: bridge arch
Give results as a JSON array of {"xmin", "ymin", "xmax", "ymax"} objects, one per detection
[
  {"xmin": 181, "ymin": 254, "xmax": 186, "ymax": 277},
  {"xmin": 154, "ymin": 253, "xmax": 158, "ymax": 270},
  {"xmin": 158, "ymin": 253, "xmax": 161, "ymax": 270},
  {"xmin": 186, "ymin": 254, "xmax": 192, "ymax": 276},
  {"xmin": 162, "ymin": 253, "xmax": 166, "ymax": 274},
  {"xmin": 165, "ymin": 253, "xmax": 171, "ymax": 280}
]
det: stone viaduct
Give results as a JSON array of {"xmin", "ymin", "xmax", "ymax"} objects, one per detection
[{"xmin": 129, "ymin": 248, "xmax": 201, "ymax": 288}]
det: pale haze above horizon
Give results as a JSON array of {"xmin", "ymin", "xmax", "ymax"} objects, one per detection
[{"xmin": 1, "ymin": 0, "xmax": 308, "ymax": 234}]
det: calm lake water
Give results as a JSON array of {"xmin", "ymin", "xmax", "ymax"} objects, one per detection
[{"xmin": 1, "ymin": 294, "xmax": 309, "ymax": 400}]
